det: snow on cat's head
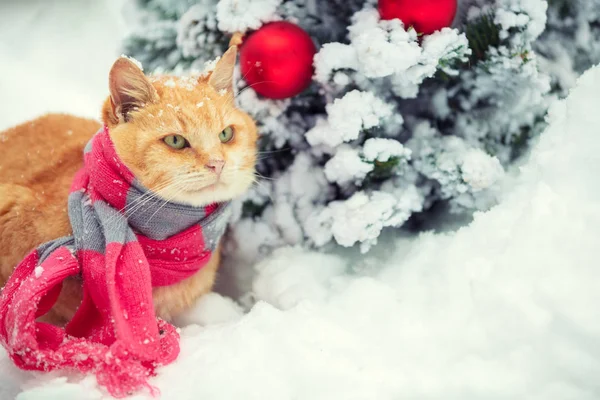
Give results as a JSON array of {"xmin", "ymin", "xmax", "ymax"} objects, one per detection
[{"xmin": 102, "ymin": 50, "xmax": 258, "ymax": 207}]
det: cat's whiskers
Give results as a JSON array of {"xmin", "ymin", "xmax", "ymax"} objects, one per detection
[
  {"xmin": 253, "ymin": 173, "xmax": 276, "ymax": 181},
  {"xmin": 233, "ymin": 61, "xmax": 277, "ymax": 99},
  {"xmin": 255, "ymin": 149, "xmax": 290, "ymax": 159},
  {"xmin": 126, "ymin": 178, "xmax": 208, "ymax": 226},
  {"xmin": 256, "ymin": 148, "xmax": 290, "ymax": 154},
  {"xmin": 254, "ymin": 149, "xmax": 290, "ymax": 162},
  {"xmin": 100, "ymin": 180, "xmax": 176, "ymax": 227},
  {"xmin": 250, "ymin": 177, "xmax": 276, "ymax": 204},
  {"xmin": 139, "ymin": 173, "xmax": 223, "ymax": 225},
  {"xmin": 143, "ymin": 183, "xmax": 190, "ymax": 227},
  {"xmin": 105, "ymin": 175, "xmax": 203, "ymax": 226},
  {"xmin": 240, "ymin": 61, "xmax": 256, "ymax": 83},
  {"xmin": 231, "ymin": 61, "xmax": 277, "ymax": 101},
  {"xmin": 106, "ymin": 177, "xmax": 183, "ymax": 224},
  {"xmin": 254, "ymin": 155, "xmax": 275, "ymax": 162},
  {"xmin": 235, "ymin": 80, "xmax": 277, "ymax": 100},
  {"xmin": 219, "ymin": 165, "xmax": 273, "ymax": 191},
  {"xmin": 220, "ymin": 164, "xmax": 274, "ymax": 182},
  {"xmin": 231, "ymin": 61, "xmax": 263, "ymax": 103}
]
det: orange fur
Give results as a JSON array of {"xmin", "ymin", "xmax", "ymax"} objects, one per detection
[{"xmin": 0, "ymin": 49, "xmax": 257, "ymax": 322}]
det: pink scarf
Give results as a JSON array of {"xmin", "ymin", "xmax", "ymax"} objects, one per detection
[{"xmin": 0, "ymin": 126, "xmax": 230, "ymax": 397}]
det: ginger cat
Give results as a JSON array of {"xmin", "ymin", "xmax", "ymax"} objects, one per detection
[{"xmin": 0, "ymin": 46, "xmax": 257, "ymax": 322}]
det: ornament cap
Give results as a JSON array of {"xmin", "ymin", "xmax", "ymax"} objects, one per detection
[{"xmin": 229, "ymin": 32, "xmax": 244, "ymax": 47}]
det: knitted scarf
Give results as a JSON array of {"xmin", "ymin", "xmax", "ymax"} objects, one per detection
[{"xmin": 0, "ymin": 126, "xmax": 230, "ymax": 397}]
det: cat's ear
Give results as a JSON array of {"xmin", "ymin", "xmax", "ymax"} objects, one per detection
[
  {"xmin": 108, "ymin": 57, "xmax": 158, "ymax": 123},
  {"xmin": 208, "ymin": 46, "xmax": 237, "ymax": 94}
]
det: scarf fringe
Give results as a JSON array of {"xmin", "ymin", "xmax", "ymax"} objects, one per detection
[{"xmin": 0, "ymin": 248, "xmax": 180, "ymax": 397}]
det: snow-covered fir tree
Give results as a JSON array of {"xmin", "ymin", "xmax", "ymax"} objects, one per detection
[
  {"xmin": 535, "ymin": 0, "xmax": 600, "ymax": 94},
  {"xmin": 123, "ymin": 0, "xmax": 568, "ymax": 258}
]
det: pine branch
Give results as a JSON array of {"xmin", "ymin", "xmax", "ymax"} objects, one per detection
[
  {"xmin": 546, "ymin": 0, "xmax": 574, "ymax": 18},
  {"xmin": 361, "ymin": 157, "xmax": 404, "ymax": 187},
  {"xmin": 242, "ymin": 200, "xmax": 269, "ymax": 218},
  {"xmin": 464, "ymin": 13, "xmax": 501, "ymax": 63},
  {"xmin": 370, "ymin": 157, "xmax": 401, "ymax": 180}
]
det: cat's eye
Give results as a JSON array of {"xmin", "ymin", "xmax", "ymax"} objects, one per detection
[
  {"xmin": 163, "ymin": 134, "xmax": 189, "ymax": 150},
  {"xmin": 219, "ymin": 127, "xmax": 234, "ymax": 143}
]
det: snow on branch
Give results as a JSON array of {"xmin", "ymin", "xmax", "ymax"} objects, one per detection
[{"xmin": 216, "ymin": 0, "xmax": 281, "ymax": 33}]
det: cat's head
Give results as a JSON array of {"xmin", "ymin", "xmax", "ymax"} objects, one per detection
[{"xmin": 101, "ymin": 47, "xmax": 257, "ymax": 207}]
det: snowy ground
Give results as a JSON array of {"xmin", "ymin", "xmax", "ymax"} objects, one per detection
[
  {"xmin": 2, "ymin": 1, "xmax": 600, "ymax": 399},
  {"xmin": 0, "ymin": 0, "xmax": 126, "ymax": 130}
]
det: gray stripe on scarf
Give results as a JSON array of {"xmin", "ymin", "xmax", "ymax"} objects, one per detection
[
  {"xmin": 38, "ymin": 236, "xmax": 75, "ymax": 261},
  {"xmin": 125, "ymin": 180, "xmax": 227, "ymax": 241},
  {"xmin": 94, "ymin": 201, "xmax": 138, "ymax": 244},
  {"xmin": 201, "ymin": 206, "xmax": 232, "ymax": 251},
  {"xmin": 69, "ymin": 190, "xmax": 105, "ymax": 253},
  {"xmin": 83, "ymin": 139, "xmax": 93, "ymax": 154}
]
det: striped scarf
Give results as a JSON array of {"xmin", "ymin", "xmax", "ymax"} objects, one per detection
[{"xmin": 0, "ymin": 126, "xmax": 230, "ymax": 397}]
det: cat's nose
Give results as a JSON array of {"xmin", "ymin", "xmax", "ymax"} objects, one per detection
[{"xmin": 205, "ymin": 159, "xmax": 225, "ymax": 175}]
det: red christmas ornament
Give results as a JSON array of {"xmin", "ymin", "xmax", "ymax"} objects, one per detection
[
  {"xmin": 378, "ymin": 0, "xmax": 457, "ymax": 35},
  {"xmin": 240, "ymin": 21, "xmax": 316, "ymax": 99}
]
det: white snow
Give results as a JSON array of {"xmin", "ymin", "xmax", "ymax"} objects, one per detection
[
  {"xmin": 350, "ymin": 10, "xmax": 421, "ymax": 79},
  {"xmin": 494, "ymin": 0, "xmax": 548, "ymax": 42},
  {"xmin": 421, "ymin": 28, "xmax": 471, "ymax": 75},
  {"xmin": 313, "ymin": 8, "xmax": 470, "ymax": 99},
  {"xmin": 407, "ymin": 122, "xmax": 505, "ymax": 204},
  {"xmin": 34, "ymin": 266, "xmax": 44, "ymax": 278},
  {"xmin": 2, "ymin": 2, "xmax": 600, "ymax": 400},
  {"xmin": 313, "ymin": 42, "xmax": 359, "ymax": 83},
  {"xmin": 0, "ymin": 0, "xmax": 126, "ymax": 130},
  {"xmin": 252, "ymin": 247, "xmax": 347, "ymax": 309},
  {"xmin": 324, "ymin": 146, "xmax": 373, "ymax": 185},
  {"xmin": 306, "ymin": 90, "xmax": 393, "ymax": 148},
  {"xmin": 460, "ymin": 149, "xmax": 505, "ymax": 191},
  {"xmin": 362, "ymin": 138, "xmax": 411, "ymax": 162},
  {"xmin": 176, "ymin": 2, "xmax": 220, "ymax": 58},
  {"xmin": 216, "ymin": 0, "xmax": 281, "ymax": 33},
  {"xmin": 174, "ymin": 293, "xmax": 243, "ymax": 327},
  {"xmin": 306, "ymin": 189, "xmax": 421, "ymax": 252}
]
